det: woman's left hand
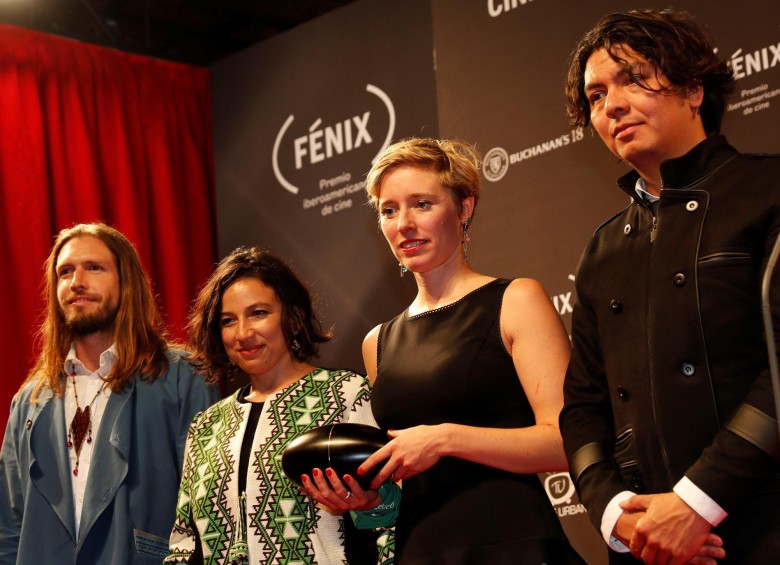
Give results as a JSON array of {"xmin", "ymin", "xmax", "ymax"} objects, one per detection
[{"xmin": 301, "ymin": 468, "xmax": 381, "ymax": 512}]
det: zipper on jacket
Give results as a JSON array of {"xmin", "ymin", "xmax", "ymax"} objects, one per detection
[
  {"xmin": 650, "ymin": 214, "xmax": 657, "ymax": 243},
  {"xmin": 648, "ymin": 199, "xmax": 659, "ymax": 243}
]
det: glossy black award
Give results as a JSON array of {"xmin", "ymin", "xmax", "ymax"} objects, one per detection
[{"xmin": 282, "ymin": 423, "xmax": 388, "ymax": 489}]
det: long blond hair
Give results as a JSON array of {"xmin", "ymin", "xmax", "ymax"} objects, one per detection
[{"xmin": 23, "ymin": 223, "xmax": 171, "ymax": 402}]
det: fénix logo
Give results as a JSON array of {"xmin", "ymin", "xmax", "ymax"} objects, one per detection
[
  {"xmin": 272, "ymin": 84, "xmax": 396, "ymax": 195},
  {"xmin": 728, "ymin": 40, "xmax": 780, "ymax": 80}
]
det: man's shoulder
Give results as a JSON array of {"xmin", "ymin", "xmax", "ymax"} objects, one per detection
[
  {"xmin": 723, "ymin": 149, "xmax": 780, "ymax": 178},
  {"xmin": 134, "ymin": 347, "xmax": 209, "ymax": 391},
  {"xmin": 701, "ymin": 150, "xmax": 780, "ymax": 202},
  {"xmin": 157, "ymin": 347, "xmax": 197, "ymax": 379},
  {"xmin": 5, "ymin": 377, "xmax": 57, "ymax": 430},
  {"xmin": 163, "ymin": 346, "xmax": 190, "ymax": 364},
  {"xmin": 738, "ymin": 151, "xmax": 780, "ymax": 183},
  {"xmin": 13, "ymin": 375, "xmax": 56, "ymax": 407},
  {"xmin": 14, "ymin": 380, "xmax": 38, "ymax": 403},
  {"xmin": 739, "ymin": 150, "xmax": 780, "ymax": 160}
]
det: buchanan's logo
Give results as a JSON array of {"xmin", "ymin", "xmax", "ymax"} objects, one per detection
[
  {"xmin": 482, "ymin": 147, "xmax": 509, "ymax": 182},
  {"xmin": 272, "ymin": 84, "xmax": 396, "ymax": 194}
]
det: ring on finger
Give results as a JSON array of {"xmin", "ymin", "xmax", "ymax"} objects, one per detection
[{"xmin": 343, "ymin": 492, "xmax": 352, "ymax": 500}]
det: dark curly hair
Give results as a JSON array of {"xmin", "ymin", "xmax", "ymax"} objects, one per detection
[
  {"xmin": 565, "ymin": 8, "xmax": 735, "ymax": 135},
  {"xmin": 186, "ymin": 246, "xmax": 332, "ymax": 385}
]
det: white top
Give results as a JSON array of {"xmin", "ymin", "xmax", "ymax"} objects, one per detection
[{"xmin": 63, "ymin": 343, "xmax": 115, "ymax": 539}]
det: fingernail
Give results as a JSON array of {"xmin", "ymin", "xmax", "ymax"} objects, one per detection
[
  {"xmin": 313, "ymin": 469, "xmax": 319, "ymax": 477},
  {"xmin": 357, "ymin": 467, "xmax": 365, "ymax": 475},
  {"xmin": 326, "ymin": 468, "xmax": 333, "ymax": 478},
  {"xmin": 301, "ymin": 475, "xmax": 307, "ymax": 484}
]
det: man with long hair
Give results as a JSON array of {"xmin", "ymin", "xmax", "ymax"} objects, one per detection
[
  {"xmin": 560, "ymin": 8, "xmax": 780, "ymax": 564},
  {"xmin": 0, "ymin": 222, "xmax": 217, "ymax": 564}
]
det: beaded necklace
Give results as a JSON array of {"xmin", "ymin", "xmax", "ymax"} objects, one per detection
[{"xmin": 66, "ymin": 362, "xmax": 105, "ymax": 476}]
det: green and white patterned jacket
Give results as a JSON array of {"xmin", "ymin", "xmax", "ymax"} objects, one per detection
[{"xmin": 166, "ymin": 368, "xmax": 394, "ymax": 564}]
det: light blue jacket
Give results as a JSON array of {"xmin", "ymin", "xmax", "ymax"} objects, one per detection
[{"xmin": 0, "ymin": 349, "xmax": 219, "ymax": 565}]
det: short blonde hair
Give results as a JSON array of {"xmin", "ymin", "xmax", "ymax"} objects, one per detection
[{"xmin": 365, "ymin": 138, "xmax": 481, "ymax": 217}]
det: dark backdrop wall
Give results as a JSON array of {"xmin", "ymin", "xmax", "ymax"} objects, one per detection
[{"xmin": 211, "ymin": 1, "xmax": 780, "ymax": 561}]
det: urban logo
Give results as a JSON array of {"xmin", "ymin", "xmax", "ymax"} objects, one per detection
[
  {"xmin": 482, "ymin": 147, "xmax": 509, "ymax": 182},
  {"xmin": 272, "ymin": 84, "xmax": 396, "ymax": 194},
  {"xmin": 543, "ymin": 472, "xmax": 587, "ymax": 518}
]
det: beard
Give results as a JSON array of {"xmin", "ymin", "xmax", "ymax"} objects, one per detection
[{"xmin": 63, "ymin": 300, "xmax": 119, "ymax": 336}]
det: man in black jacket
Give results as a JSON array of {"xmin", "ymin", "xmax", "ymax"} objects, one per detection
[{"xmin": 560, "ymin": 9, "xmax": 780, "ymax": 564}]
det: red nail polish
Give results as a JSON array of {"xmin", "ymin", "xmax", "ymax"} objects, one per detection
[
  {"xmin": 357, "ymin": 467, "xmax": 365, "ymax": 475},
  {"xmin": 313, "ymin": 469, "xmax": 319, "ymax": 477},
  {"xmin": 326, "ymin": 468, "xmax": 334, "ymax": 477},
  {"xmin": 301, "ymin": 475, "xmax": 307, "ymax": 484}
]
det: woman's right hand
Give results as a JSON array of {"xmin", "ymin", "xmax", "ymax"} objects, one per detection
[
  {"xmin": 301, "ymin": 467, "xmax": 381, "ymax": 513},
  {"xmin": 358, "ymin": 424, "xmax": 448, "ymax": 489}
]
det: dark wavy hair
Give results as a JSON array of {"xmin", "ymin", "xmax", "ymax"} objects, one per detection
[
  {"xmin": 565, "ymin": 8, "xmax": 735, "ymax": 135},
  {"xmin": 186, "ymin": 246, "xmax": 332, "ymax": 385}
]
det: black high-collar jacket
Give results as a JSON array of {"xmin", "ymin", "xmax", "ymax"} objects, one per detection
[{"xmin": 561, "ymin": 134, "xmax": 780, "ymax": 537}]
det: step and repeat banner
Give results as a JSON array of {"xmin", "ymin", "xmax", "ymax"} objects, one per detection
[
  {"xmin": 211, "ymin": 0, "xmax": 435, "ymax": 376},
  {"xmin": 212, "ymin": 0, "xmax": 780, "ymax": 561}
]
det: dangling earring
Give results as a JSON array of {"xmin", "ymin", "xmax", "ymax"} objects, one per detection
[
  {"xmin": 291, "ymin": 336, "xmax": 301, "ymax": 352},
  {"xmin": 399, "ymin": 262, "xmax": 408, "ymax": 277},
  {"xmin": 462, "ymin": 217, "xmax": 472, "ymax": 261}
]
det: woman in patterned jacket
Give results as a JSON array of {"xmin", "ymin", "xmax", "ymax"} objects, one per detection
[{"xmin": 166, "ymin": 246, "xmax": 393, "ymax": 564}]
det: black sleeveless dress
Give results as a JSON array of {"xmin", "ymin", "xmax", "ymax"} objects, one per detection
[{"xmin": 371, "ymin": 279, "xmax": 583, "ymax": 564}]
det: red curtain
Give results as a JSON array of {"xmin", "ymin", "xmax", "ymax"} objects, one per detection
[{"xmin": 0, "ymin": 25, "xmax": 217, "ymax": 428}]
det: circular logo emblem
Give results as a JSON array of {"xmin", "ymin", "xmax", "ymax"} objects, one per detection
[
  {"xmin": 543, "ymin": 472, "xmax": 576, "ymax": 506},
  {"xmin": 482, "ymin": 147, "xmax": 509, "ymax": 182}
]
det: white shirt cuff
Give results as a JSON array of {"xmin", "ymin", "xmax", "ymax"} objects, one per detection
[
  {"xmin": 673, "ymin": 476, "xmax": 728, "ymax": 526},
  {"xmin": 601, "ymin": 490, "xmax": 635, "ymax": 552}
]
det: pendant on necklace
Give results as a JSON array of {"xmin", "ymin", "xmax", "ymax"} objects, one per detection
[{"xmin": 70, "ymin": 406, "xmax": 91, "ymax": 456}]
